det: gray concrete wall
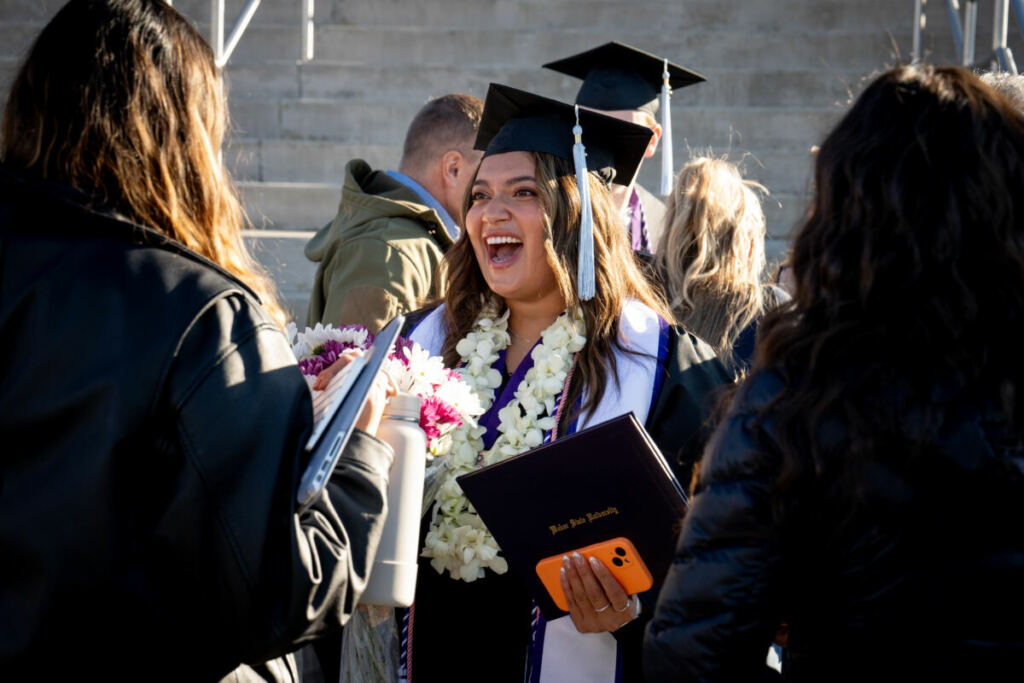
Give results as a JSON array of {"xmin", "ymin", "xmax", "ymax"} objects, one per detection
[{"xmin": 3, "ymin": 0, "xmax": 1021, "ymax": 324}]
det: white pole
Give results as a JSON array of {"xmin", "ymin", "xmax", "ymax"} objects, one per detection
[
  {"xmin": 301, "ymin": 0, "xmax": 315, "ymax": 62},
  {"xmin": 211, "ymin": 0, "xmax": 225, "ymax": 67},
  {"xmin": 963, "ymin": 0, "xmax": 978, "ymax": 65},
  {"xmin": 913, "ymin": 0, "xmax": 924, "ymax": 63},
  {"xmin": 994, "ymin": 0, "xmax": 1009, "ymax": 52},
  {"xmin": 218, "ymin": 0, "xmax": 262, "ymax": 68}
]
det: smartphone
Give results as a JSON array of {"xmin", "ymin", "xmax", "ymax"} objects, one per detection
[{"xmin": 535, "ymin": 537, "xmax": 653, "ymax": 612}]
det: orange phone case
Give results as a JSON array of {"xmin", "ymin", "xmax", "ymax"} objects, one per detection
[{"xmin": 535, "ymin": 536, "xmax": 653, "ymax": 612}]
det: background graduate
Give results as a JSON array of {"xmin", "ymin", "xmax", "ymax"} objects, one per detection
[{"xmin": 544, "ymin": 41, "xmax": 705, "ymax": 253}]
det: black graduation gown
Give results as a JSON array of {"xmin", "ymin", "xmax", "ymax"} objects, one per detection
[{"xmin": 402, "ymin": 316, "xmax": 730, "ymax": 682}]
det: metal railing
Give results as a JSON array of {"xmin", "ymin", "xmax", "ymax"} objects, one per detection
[
  {"xmin": 165, "ymin": 0, "xmax": 315, "ymax": 67},
  {"xmin": 912, "ymin": 0, "xmax": 1021, "ymax": 73}
]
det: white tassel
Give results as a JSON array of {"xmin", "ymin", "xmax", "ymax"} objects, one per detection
[
  {"xmin": 572, "ymin": 105, "xmax": 595, "ymax": 301},
  {"xmin": 659, "ymin": 58, "xmax": 673, "ymax": 197}
]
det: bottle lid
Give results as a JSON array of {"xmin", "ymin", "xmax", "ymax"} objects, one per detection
[{"xmin": 383, "ymin": 392, "xmax": 421, "ymax": 420}]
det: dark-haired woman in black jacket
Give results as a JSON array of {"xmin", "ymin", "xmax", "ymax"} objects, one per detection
[{"xmin": 644, "ymin": 65, "xmax": 1024, "ymax": 681}]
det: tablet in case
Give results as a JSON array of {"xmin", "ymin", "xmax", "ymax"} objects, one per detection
[{"xmin": 296, "ymin": 314, "xmax": 403, "ymax": 511}]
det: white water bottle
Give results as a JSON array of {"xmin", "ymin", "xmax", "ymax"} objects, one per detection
[{"xmin": 360, "ymin": 392, "xmax": 426, "ymax": 606}]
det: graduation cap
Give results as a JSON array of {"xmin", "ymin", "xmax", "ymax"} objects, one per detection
[
  {"xmin": 475, "ymin": 83, "xmax": 654, "ymax": 300},
  {"xmin": 543, "ymin": 41, "xmax": 706, "ymax": 195}
]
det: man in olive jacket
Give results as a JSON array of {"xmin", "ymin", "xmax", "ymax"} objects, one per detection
[{"xmin": 305, "ymin": 94, "xmax": 483, "ymax": 332}]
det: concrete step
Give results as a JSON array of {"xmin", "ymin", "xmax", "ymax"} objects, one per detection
[
  {"xmin": 243, "ymin": 229, "xmax": 317, "ymax": 326},
  {"xmin": 0, "ymin": 0, "xmax": 62, "ymax": 23},
  {"xmin": 226, "ymin": 138, "xmax": 401, "ymax": 182},
  {"xmin": 227, "ymin": 136, "xmax": 815, "ymax": 197},
  {"xmin": 238, "ymin": 180, "xmax": 339, "ymax": 231},
  {"xmin": 0, "ymin": 0, "xmax": 962, "ymax": 38},
  {"xmin": 635, "ymin": 147, "xmax": 817, "ymax": 199},
  {"xmin": 237, "ymin": 179, "xmax": 808, "ymax": 237},
  {"xmin": 171, "ymin": 0, "xmax": 344, "ymax": 26},
  {"xmin": 240, "ymin": 98, "xmax": 842, "ymax": 150},
  {"xmin": 329, "ymin": 0, "xmax": 905, "ymax": 33},
  {"xmin": 312, "ymin": 25, "xmax": 917, "ymax": 70},
  {"xmin": 0, "ymin": 20, "xmax": 991, "ymax": 72},
  {"xmin": 0, "ymin": 0, "xmax": 343, "ymax": 32},
  {"xmin": 224, "ymin": 60, "xmax": 870, "ymax": 110},
  {"xmin": 0, "ymin": 22, "xmax": 40, "ymax": 61}
]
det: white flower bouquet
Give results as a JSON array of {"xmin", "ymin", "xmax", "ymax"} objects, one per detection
[{"xmin": 288, "ymin": 321, "xmax": 487, "ymax": 682}]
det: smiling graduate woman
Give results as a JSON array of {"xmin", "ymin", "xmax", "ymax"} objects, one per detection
[{"xmin": 397, "ymin": 85, "xmax": 730, "ymax": 683}]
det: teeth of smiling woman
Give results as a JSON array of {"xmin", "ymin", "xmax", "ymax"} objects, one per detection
[{"xmin": 485, "ymin": 236, "xmax": 522, "ymax": 245}]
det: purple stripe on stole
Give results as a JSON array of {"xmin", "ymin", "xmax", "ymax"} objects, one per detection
[
  {"xmin": 399, "ymin": 607, "xmax": 410, "ymax": 681},
  {"xmin": 478, "ymin": 343, "xmax": 540, "ymax": 450},
  {"xmin": 525, "ymin": 603, "xmax": 547, "ymax": 683},
  {"xmin": 628, "ymin": 187, "xmax": 650, "ymax": 252},
  {"xmin": 614, "ymin": 635, "xmax": 625, "ymax": 683},
  {"xmin": 647, "ymin": 317, "xmax": 671, "ymax": 418}
]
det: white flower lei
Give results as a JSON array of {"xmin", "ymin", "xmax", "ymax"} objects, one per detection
[{"xmin": 422, "ymin": 302, "xmax": 586, "ymax": 582}]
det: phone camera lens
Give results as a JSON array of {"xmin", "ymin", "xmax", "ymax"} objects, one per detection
[
  {"xmin": 615, "ymin": 547, "xmax": 626, "ymax": 557},
  {"xmin": 612, "ymin": 557, "xmax": 624, "ymax": 567}
]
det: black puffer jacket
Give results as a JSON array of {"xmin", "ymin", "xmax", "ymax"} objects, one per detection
[
  {"xmin": 644, "ymin": 370, "xmax": 1024, "ymax": 681},
  {"xmin": 0, "ymin": 167, "xmax": 393, "ymax": 680}
]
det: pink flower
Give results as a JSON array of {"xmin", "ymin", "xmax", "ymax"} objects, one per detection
[
  {"xmin": 419, "ymin": 395, "xmax": 463, "ymax": 446},
  {"xmin": 390, "ymin": 336, "xmax": 416, "ymax": 367}
]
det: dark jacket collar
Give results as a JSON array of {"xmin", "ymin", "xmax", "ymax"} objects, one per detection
[{"xmin": 0, "ymin": 164, "xmax": 260, "ymax": 301}]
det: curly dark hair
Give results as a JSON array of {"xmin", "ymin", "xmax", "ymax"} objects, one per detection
[{"xmin": 749, "ymin": 65, "xmax": 1024, "ymax": 515}]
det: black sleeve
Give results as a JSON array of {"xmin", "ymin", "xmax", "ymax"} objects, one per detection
[
  {"xmin": 643, "ymin": 376, "xmax": 785, "ymax": 682},
  {"xmin": 159, "ymin": 293, "xmax": 393, "ymax": 667}
]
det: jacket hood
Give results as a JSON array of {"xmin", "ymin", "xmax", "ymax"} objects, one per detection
[{"xmin": 304, "ymin": 159, "xmax": 453, "ymax": 263}]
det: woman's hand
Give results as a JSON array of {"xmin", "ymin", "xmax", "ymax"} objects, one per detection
[
  {"xmin": 560, "ymin": 552, "xmax": 639, "ymax": 633},
  {"xmin": 312, "ymin": 349, "xmax": 363, "ymax": 391},
  {"xmin": 311, "ymin": 350, "xmax": 397, "ymax": 436},
  {"xmin": 356, "ymin": 366, "xmax": 397, "ymax": 436}
]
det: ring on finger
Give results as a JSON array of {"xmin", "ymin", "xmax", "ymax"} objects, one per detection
[
  {"xmin": 614, "ymin": 596, "xmax": 634, "ymax": 613},
  {"xmin": 594, "ymin": 603, "xmax": 611, "ymax": 613}
]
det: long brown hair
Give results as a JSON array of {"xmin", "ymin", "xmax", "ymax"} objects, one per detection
[
  {"xmin": 441, "ymin": 151, "xmax": 671, "ymax": 416},
  {"xmin": 750, "ymin": 65, "xmax": 1024, "ymax": 517},
  {"xmin": 655, "ymin": 156, "xmax": 768, "ymax": 371},
  {"xmin": 1, "ymin": 0, "xmax": 285, "ymax": 325}
]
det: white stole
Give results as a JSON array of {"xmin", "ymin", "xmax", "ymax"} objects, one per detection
[{"xmin": 409, "ymin": 300, "xmax": 664, "ymax": 683}]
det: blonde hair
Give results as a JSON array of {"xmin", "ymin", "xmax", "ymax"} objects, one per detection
[
  {"xmin": 442, "ymin": 151, "xmax": 671, "ymax": 417},
  {"xmin": 654, "ymin": 156, "xmax": 767, "ymax": 370},
  {"xmin": 1, "ymin": 0, "xmax": 285, "ymax": 326}
]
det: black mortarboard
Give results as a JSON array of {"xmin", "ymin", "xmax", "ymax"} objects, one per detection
[
  {"xmin": 543, "ymin": 42, "xmax": 705, "ymax": 196},
  {"xmin": 474, "ymin": 83, "xmax": 655, "ymax": 300},
  {"xmin": 542, "ymin": 41, "xmax": 705, "ymax": 116},
  {"xmin": 474, "ymin": 83, "xmax": 653, "ymax": 187}
]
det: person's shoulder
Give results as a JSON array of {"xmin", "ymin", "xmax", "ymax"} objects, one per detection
[
  {"xmin": 669, "ymin": 323, "xmax": 719, "ymax": 362},
  {"xmin": 3, "ymin": 169, "xmax": 256, "ymax": 307},
  {"xmin": 403, "ymin": 303, "xmax": 448, "ymax": 355},
  {"xmin": 304, "ymin": 205, "xmax": 444, "ymax": 265},
  {"xmin": 697, "ymin": 369, "xmax": 787, "ymax": 485},
  {"xmin": 732, "ymin": 368, "xmax": 786, "ymax": 415},
  {"xmin": 400, "ymin": 303, "xmax": 444, "ymax": 338},
  {"xmin": 619, "ymin": 299, "xmax": 664, "ymax": 336}
]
